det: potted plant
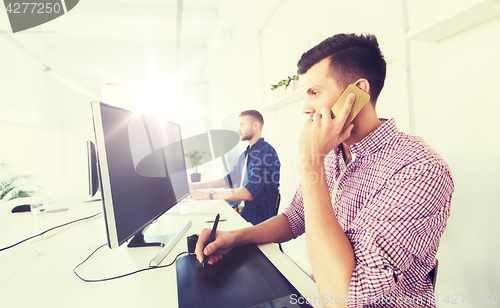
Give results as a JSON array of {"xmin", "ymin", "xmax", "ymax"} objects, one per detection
[
  {"xmin": 0, "ymin": 162, "xmax": 36, "ymax": 201},
  {"xmin": 270, "ymin": 79, "xmax": 287, "ymax": 99},
  {"xmin": 270, "ymin": 75, "xmax": 300, "ymax": 99},
  {"xmin": 284, "ymin": 74, "xmax": 300, "ymax": 94},
  {"xmin": 184, "ymin": 149, "xmax": 207, "ymax": 183}
]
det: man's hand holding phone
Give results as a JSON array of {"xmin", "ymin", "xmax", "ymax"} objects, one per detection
[{"xmin": 298, "ymin": 93, "xmax": 356, "ymax": 169}]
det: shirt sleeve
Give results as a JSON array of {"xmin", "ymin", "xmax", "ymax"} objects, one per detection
[
  {"xmin": 244, "ymin": 148, "xmax": 279, "ymax": 198},
  {"xmin": 282, "ymin": 184, "xmax": 306, "ymax": 238},
  {"xmin": 346, "ymin": 163, "xmax": 454, "ymax": 307}
]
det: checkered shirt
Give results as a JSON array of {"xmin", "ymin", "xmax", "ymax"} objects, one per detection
[{"xmin": 283, "ymin": 118, "xmax": 454, "ymax": 308}]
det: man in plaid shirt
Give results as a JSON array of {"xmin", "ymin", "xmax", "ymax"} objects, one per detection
[{"xmin": 195, "ymin": 33, "xmax": 454, "ymax": 308}]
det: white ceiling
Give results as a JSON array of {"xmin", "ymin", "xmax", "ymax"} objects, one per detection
[
  {"xmin": 0, "ymin": 0, "xmax": 283, "ymax": 85},
  {"xmin": 1, "ymin": 0, "xmax": 224, "ymax": 82},
  {"xmin": 47, "ymin": 0, "xmax": 221, "ymax": 48}
]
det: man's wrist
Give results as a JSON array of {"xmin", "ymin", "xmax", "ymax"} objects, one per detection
[
  {"xmin": 209, "ymin": 190, "xmax": 216, "ymax": 200},
  {"xmin": 233, "ymin": 228, "xmax": 251, "ymax": 247},
  {"xmin": 299, "ymin": 151, "xmax": 326, "ymax": 169},
  {"xmin": 300, "ymin": 164, "xmax": 326, "ymax": 188}
]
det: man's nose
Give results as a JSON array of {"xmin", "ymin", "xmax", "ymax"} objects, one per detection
[{"xmin": 302, "ymin": 98, "xmax": 314, "ymax": 115}]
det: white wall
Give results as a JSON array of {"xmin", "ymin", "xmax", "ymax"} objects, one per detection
[
  {"xmin": 0, "ymin": 35, "xmax": 65, "ymax": 197},
  {"xmin": 59, "ymin": 77, "xmax": 102, "ymax": 198},
  {"xmin": 407, "ymin": 0, "xmax": 500, "ymax": 302},
  {"xmin": 0, "ymin": 31, "xmax": 109, "ymax": 201}
]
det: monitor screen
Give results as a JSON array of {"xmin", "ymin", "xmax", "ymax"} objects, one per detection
[{"xmin": 91, "ymin": 102, "xmax": 189, "ymax": 249}]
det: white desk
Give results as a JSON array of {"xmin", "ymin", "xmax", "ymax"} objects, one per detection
[{"xmin": 0, "ymin": 197, "xmax": 321, "ymax": 307}]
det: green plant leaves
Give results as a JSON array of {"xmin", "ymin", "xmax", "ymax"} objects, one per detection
[
  {"xmin": 184, "ymin": 149, "xmax": 207, "ymax": 173},
  {"xmin": 270, "ymin": 74, "xmax": 299, "ymax": 90},
  {"xmin": 0, "ymin": 162, "xmax": 36, "ymax": 200}
]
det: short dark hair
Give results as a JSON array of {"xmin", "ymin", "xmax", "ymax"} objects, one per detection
[
  {"xmin": 297, "ymin": 33, "xmax": 386, "ymax": 102},
  {"xmin": 239, "ymin": 110, "xmax": 264, "ymax": 126}
]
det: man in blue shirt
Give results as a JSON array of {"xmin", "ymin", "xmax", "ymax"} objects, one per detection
[{"xmin": 189, "ymin": 110, "xmax": 280, "ymax": 225}]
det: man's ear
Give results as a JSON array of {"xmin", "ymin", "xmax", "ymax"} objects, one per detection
[{"xmin": 354, "ymin": 78, "xmax": 370, "ymax": 96}]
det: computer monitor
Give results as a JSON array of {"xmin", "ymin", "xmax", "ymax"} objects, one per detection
[
  {"xmin": 86, "ymin": 140, "xmax": 101, "ymax": 200},
  {"xmin": 91, "ymin": 102, "xmax": 191, "ymax": 258}
]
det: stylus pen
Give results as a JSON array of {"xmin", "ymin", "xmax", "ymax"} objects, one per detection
[{"xmin": 203, "ymin": 213, "xmax": 220, "ymax": 267}]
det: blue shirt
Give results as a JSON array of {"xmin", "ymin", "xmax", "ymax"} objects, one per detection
[{"xmin": 224, "ymin": 138, "xmax": 280, "ymax": 225}]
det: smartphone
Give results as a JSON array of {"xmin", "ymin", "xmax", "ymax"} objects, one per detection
[{"xmin": 330, "ymin": 84, "xmax": 371, "ymax": 132}]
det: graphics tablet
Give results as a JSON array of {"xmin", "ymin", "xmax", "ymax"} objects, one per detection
[{"xmin": 176, "ymin": 244, "xmax": 313, "ymax": 308}]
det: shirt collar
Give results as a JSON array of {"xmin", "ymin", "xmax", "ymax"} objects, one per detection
[
  {"xmin": 347, "ymin": 118, "xmax": 398, "ymax": 158},
  {"xmin": 249, "ymin": 137, "xmax": 265, "ymax": 151}
]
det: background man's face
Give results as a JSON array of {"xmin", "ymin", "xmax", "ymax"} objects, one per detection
[{"xmin": 237, "ymin": 115, "xmax": 255, "ymax": 141}]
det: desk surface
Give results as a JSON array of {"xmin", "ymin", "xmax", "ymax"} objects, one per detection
[{"xmin": 0, "ymin": 197, "xmax": 321, "ymax": 307}]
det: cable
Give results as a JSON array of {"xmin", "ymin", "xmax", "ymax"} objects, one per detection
[
  {"xmin": 0, "ymin": 212, "xmax": 103, "ymax": 252},
  {"xmin": 73, "ymin": 245, "xmax": 189, "ymax": 282},
  {"xmin": 2, "ymin": 209, "xmax": 188, "ymax": 281}
]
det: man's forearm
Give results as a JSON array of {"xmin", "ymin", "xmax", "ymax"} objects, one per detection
[
  {"xmin": 219, "ymin": 187, "xmax": 252, "ymax": 202},
  {"xmin": 302, "ymin": 165, "xmax": 354, "ymax": 307},
  {"xmin": 233, "ymin": 214, "xmax": 294, "ymax": 246}
]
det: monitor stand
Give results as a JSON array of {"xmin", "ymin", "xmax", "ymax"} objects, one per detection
[
  {"xmin": 128, "ymin": 232, "xmax": 170, "ymax": 247},
  {"xmin": 84, "ymin": 191, "xmax": 102, "ymax": 203},
  {"xmin": 127, "ymin": 220, "xmax": 192, "ymax": 267}
]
